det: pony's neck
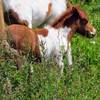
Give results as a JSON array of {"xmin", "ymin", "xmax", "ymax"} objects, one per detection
[{"xmin": 52, "ymin": 11, "xmax": 79, "ymax": 34}]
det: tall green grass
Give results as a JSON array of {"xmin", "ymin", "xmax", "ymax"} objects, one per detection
[{"xmin": 0, "ymin": 1, "xmax": 100, "ymax": 99}]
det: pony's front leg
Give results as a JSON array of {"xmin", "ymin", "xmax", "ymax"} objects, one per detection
[
  {"xmin": 55, "ymin": 52, "xmax": 64, "ymax": 75},
  {"xmin": 67, "ymin": 42, "xmax": 72, "ymax": 67}
]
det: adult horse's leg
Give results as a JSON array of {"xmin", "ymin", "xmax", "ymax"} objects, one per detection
[{"xmin": 67, "ymin": 42, "xmax": 72, "ymax": 67}]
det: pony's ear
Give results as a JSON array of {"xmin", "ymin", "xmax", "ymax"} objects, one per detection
[
  {"xmin": 72, "ymin": 7, "xmax": 78, "ymax": 13},
  {"xmin": 75, "ymin": 6, "xmax": 87, "ymax": 19}
]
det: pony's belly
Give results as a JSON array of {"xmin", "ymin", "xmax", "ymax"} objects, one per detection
[
  {"xmin": 3, "ymin": 0, "xmax": 67, "ymax": 27},
  {"xmin": 32, "ymin": 0, "xmax": 67, "ymax": 27},
  {"xmin": 3, "ymin": 0, "xmax": 51, "ymax": 27},
  {"xmin": 32, "ymin": 13, "xmax": 48, "ymax": 28},
  {"xmin": 32, "ymin": 0, "xmax": 51, "ymax": 27}
]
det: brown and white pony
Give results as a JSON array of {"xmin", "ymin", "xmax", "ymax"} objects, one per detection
[
  {"xmin": 37, "ymin": 6, "xmax": 96, "ymax": 74},
  {"xmin": 0, "ymin": 6, "xmax": 96, "ymax": 73}
]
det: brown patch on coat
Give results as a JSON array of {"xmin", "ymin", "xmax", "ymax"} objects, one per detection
[
  {"xmin": 0, "ymin": 24, "xmax": 49, "ymax": 65},
  {"xmin": 4, "ymin": 9, "xmax": 28, "ymax": 26},
  {"xmin": 34, "ymin": 28, "xmax": 48, "ymax": 37}
]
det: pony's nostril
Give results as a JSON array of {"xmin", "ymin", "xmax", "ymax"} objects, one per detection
[
  {"xmin": 90, "ymin": 28, "xmax": 96, "ymax": 37},
  {"xmin": 93, "ymin": 33, "xmax": 96, "ymax": 36},
  {"xmin": 89, "ymin": 32, "xmax": 95, "ymax": 38},
  {"xmin": 92, "ymin": 33, "xmax": 96, "ymax": 36},
  {"xmin": 91, "ymin": 34, "xmax": 95, "ymax": 37}
]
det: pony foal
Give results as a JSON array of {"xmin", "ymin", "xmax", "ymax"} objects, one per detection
[{"xmin": 39, "ymin": 25, "xmax": 72, "ymax": 74}]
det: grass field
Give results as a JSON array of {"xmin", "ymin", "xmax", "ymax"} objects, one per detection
[{"xmin": 0, "ymin": 0, "xmax": 100, "ymax": 100}]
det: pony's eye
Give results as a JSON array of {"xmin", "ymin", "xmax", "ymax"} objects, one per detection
[{"xmin": 80, "ymin": 18, "xmax": 88, "ymax": 25}]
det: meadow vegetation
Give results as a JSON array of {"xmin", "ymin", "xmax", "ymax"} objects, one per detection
[{"xmin": 0, "ymin": 0, "xmax": 100, "ymax": 99}]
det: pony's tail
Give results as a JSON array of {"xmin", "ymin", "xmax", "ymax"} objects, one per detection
[{"xmin": 34, "ymin": 28, "xmax": 48, "ymax": 37}]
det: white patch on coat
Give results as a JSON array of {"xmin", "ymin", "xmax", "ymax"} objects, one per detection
[
  {"xmin": 3, "ymin": 0, "xmax": 67, "ymax": 28},
  {"xmin": 38, "ymin": 25, "xmax": 72, "ymax": 74}
]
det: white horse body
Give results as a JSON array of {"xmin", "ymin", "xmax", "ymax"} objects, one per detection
[
  {"xmin": 3, "ymin": 0, "xmax": 67, "ymax": 28},
  {"xmin": 38, "ymin": 25, "xmax": 72, "ymax": 73}
]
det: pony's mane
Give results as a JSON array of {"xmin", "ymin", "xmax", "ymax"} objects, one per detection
[
  {"xmin": 52, "ymin": 3, "xmax": 88, "ymax": 28},
  {"xmin": 51, "ymin": 8, "xmax": 73, "ymax": 27}
]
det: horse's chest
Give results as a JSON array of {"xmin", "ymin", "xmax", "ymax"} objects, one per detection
[{"xmin": 38, "ymin": 33, "xmax": 67, "ymax": 58}]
